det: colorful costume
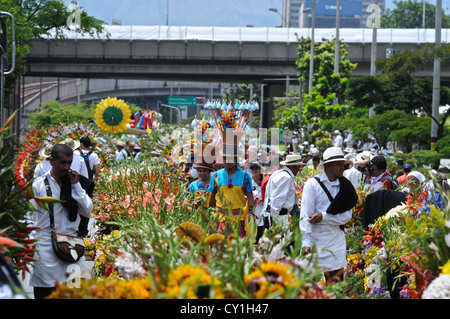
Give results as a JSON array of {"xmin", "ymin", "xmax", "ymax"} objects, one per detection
[{"xmin": 207, "ymin": 167, "xmax": 253, "ymax": 237}]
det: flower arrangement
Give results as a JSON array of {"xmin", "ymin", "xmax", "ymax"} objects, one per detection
[{"xmin": 204, "ymin": 99, "xmax": 259, "ymax": 132}]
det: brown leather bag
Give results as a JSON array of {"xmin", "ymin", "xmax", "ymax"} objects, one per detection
[{"xmin": 51, "ymin": 230, "xmax": 85, "ymax": 263}]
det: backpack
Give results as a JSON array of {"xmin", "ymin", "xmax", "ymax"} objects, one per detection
[
  {"xmin": 380, "ymin": 174, "xmax": 400, "ymax": 191},
  {"xmin": 79, "ymin": 150, "xmax": 93, "ymax": 180}
]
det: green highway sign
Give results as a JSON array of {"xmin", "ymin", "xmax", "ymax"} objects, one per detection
[{"xmin": 168, "ymin": 96, "xmax": 197, "ymax": 107}]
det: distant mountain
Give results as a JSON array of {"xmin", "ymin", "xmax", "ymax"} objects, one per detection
[{"xmin": 68, "ymin": 0, "xmax": 283, "ymax": 27}]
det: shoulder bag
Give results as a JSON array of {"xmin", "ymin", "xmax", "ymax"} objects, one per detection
[{"xmin": 44, "ymin": 177, "xmax": 85, "ymax": 263}]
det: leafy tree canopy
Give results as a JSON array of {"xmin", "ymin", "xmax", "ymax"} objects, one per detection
[
  {"xmin": 381, "ymin": 0, "xmax": 450, "ymax": 28},
  {"xmin": 1, "ymin": 0, "xmax": 106, "ymax": 99}
]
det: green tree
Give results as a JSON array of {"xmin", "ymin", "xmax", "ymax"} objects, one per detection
[
  {"xmin": 296, "ymin": 37, "xmax": 356, "ymax": 96},
  {"xmin": 28, "ymin": 101, "xmax": 95, "ymax": 129},
  {"xmin": 273, "ymin": 37, "xmax": 356, "ymax": 134},
  {"xmin": 1, "ymin": 0, "xmax": 105, "ymax": 102},
  {"xmin": 381, "ymin": 0, "xmax": 450, "ymax": 28},
  {"xmin": 370, "ymin": 110, "xmax": 431, "ymax": 152}
]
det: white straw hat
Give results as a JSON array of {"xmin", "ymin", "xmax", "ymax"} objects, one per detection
[
  {"xmin": 39, "ymin": 144, "xmax": 53, "ymax": 158},
  {"xmin": 280, "ymin": 154, "xmax": 306, "ymax": 166},
  {"xmin": 355, "ymin": 150, "xmax": 374, "ymax": 162},
  {"xmin": 60, "ymin": 138, "xmax": 80, "ymax": 150},
  {"xmin": 316, "ymin": 147, "xmax": 351, "ymax": 170}
]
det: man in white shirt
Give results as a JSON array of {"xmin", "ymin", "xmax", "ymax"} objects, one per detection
[
  {"xmin": 75, "ymin": 136, "xmax": 101, "ymax": 180},
  {"xmin": 29, "ymin": 144, "xmax": 93, "ymax": 299},
  {"xmin": 300, "ymin": 147, "xmax": 357, "ymax": 282},
  {"xmin": 332, "ymin": 130, "xmax": 343, "ymax": 150},
  {"xmin": 115, "ymin": 140, "xmax": 129, "ymax": 162},
  {"xmin": 344, "ymin": 130, "xmax": 354, "ymax": 148},
  {"xmin": 262, "ymin": 154, "xmax": 305, "ymax": 234}
]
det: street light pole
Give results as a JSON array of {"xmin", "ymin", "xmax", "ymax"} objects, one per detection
[
  {"xmin": 269, "ymin": 7, "xmax": 288, "ymax": 27},
  {"xmin": 431, "ymin": 0, "xmax": 442, "ymax": 150},
  {"xmin": 334, "ymin": 0, "xmax": 340, "ymax": 105},
  {"xmin": 367, "ymin": 3, "xmax": 380, "ymax": 118},
  {"xmin": 166, "ymin": 0, "xmax": 169, "ymax": 26},
  {"xmin": 334, "ymin": 0, "xmax": 340, "ymax": 76},
  {"xmin": 308, "ymin": 1, "xmax": 317, "ymax": 93}
]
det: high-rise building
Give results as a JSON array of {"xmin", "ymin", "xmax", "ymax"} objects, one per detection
[{"xmin": 282, "ymin": 0, "xmax": 386, "ymax": 28}]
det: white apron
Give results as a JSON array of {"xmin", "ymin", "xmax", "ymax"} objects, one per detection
[{"xmin": 311, "ymin": 224, "xmax": 347, "ymax": 271}]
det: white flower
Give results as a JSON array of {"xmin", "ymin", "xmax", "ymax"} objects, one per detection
[
  {"xmin": 422, "ymin": 274, "xmax": 450, "ymax": 299},
  {"xmin": 445, "ymin": 219, "xmax": 450, "ymax": 229},
  {"xmin": 385, "ymin": 204, "xmax": 407, "ymax": 219},
  {"xmin": 114, "ymin": 250, "xmax": 146, "ymax": 280},
  {"xmin": 266, "ymin": 240, "xmax": 286, "ymax": 262},
  {"xmin": 445, "ymin": 232, "xmax": 450, "ymax": 249}
]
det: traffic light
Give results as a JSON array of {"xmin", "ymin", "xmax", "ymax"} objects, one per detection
[{"xmin": 157, "ymin": 100, "xmax": 162, "ymax": 111}]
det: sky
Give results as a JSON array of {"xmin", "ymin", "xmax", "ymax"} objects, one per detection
[{"xmin": 66, "ymin": 0, "xmax": 449, "ymax": 27}]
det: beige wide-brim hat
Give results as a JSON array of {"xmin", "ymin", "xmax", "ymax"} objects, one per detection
[
  {"xmin": 39, "ymin": 144, "xmax": 53, "ymax": 159},
  {"xmin": 280, "ymin": 154, "xmax": 306, "ymax": 166},
  {"xmin": 316, "ymin": 147, "xmax": 352, "ymax": 170},
  {"xmin": 60, "ymin": 138, "xmax": 81, "ymax": 150},
  {"xmin": 355, "ymin": 150, "xmax": 374, "ymax": 162}
]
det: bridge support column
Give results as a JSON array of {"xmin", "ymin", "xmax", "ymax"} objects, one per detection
[{"xmin": 261, "ymin": 82, "xmax": 285, "ymax": 129}]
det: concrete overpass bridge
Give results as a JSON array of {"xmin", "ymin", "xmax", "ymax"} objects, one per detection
[
  {"xmin": 25, "ymin": 26, "xmax": 450, "ymax": 81},
  {"xmin": 24, "ymin": 26, "xmax": 450, "ymax": 127}
]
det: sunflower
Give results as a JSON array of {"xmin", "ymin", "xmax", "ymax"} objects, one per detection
[
  {"xmin": 165, "ymin": 264, "xmax": 224, "ymax": 299},
  {"xmin": 94, "ymin": 97, "xmax": 132, "ymax": 133},
  {"xmin": 175, "ymin": 222, "xmax": 205, "ymax": 243},
  {"xmin": 204, "ymin": 234, "xmax": 225, "ymax": 246},
  {"xmin": 244, "ymin": 261, "xmax": 298, "ymax": 298}
]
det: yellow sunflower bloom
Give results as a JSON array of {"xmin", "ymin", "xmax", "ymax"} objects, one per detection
[
  {"xmin": 175, "ymin": 222, "xmax": 205, "ymax": 243},
  {"xmin": 94, "ymin": 97, "xmax": 132, "ymax": 133}
]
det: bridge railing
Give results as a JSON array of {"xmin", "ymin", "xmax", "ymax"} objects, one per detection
[{"xmin": 44, "ymin": 25, "xmax": 449, "ymax": 44}]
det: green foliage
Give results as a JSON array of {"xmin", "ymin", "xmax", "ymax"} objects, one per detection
[
  {"xmin": 435, "ymin": 134, "xmax": 450, "ymax": 158},
  {"xmin": 394, "ymin": 150, "xmax": 441, "ymax": 169},
  {"xmin": 381, "ymin": 0, "xmax": 450, "ymax": 28},
  {"xmin": 370, "ymin": 110, "xmax": 431, "ymax": 152},
  {"xmin": 296, "ymin": 37, "xmax": 356, "ymax": 93},
  {"xmin": 1, "ymin": 0, "xmax": 106, "ymax": 103},
  {"xmin": 0, "ymin": 112, "xmax": 34, "ymax": 278},
  {"xmin": 28, "ymin": 101, "xmax": 95, "ymax": 129}
]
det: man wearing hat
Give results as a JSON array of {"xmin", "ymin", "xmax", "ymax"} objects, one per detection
[
  {"xmin": 115, "ymin": 140, "xmax": 130, "ymax": 162},
  {"xmin": 261, "ymin": 154, "xmax": 305, "ymax": 236},
  {"xmin": 34, "ymin": 144, "xmax": 53, "ymax": 178},
  {"xmin": 207, "ymin": 146, "xmax": 255, "ymax": 238},
  {"xmin": 60, "ymin": 138, "xmax": 88, "ymax": 179},
  {"xmin": 187, "ymin": 150, "xmax": 216, "ymax": 206},
  {"xmin": 343, "ymin": 151, "xmax": 373, "ymax": 189},
  {"xmin": 300, "ymin": 147, "xmax": 358, "ymax": 282}
]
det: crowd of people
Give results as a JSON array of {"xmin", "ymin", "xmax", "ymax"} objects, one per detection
[
  {"xmin": 26, "ymin": 127, "xmax": 450, "ymax": 299},
  {"xmin": 183, "ymin": 129, "xmax": 450, "ymax": 283}
]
